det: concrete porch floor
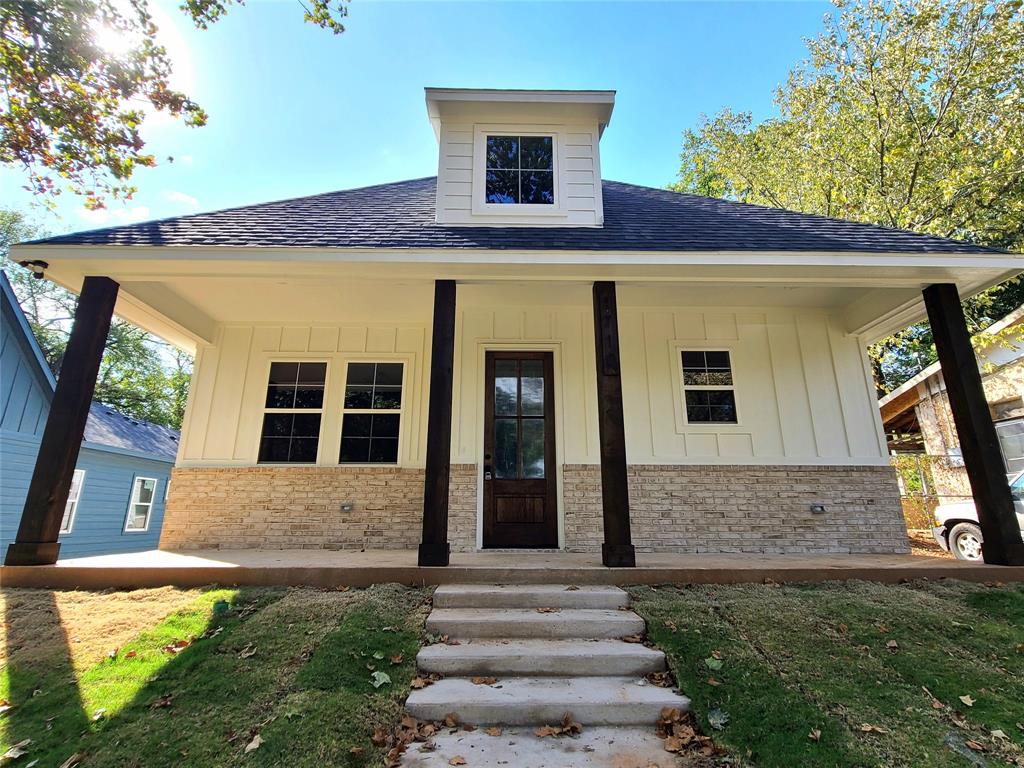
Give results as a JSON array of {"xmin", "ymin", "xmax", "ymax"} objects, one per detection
[{"xmin": 1, "ymin": 549, "xmax": 1022, "ymax": 589}]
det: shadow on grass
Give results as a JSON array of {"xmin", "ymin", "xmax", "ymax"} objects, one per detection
[{"xmin": 2, "ymin": 589, "xmax": 91, "ymax": 759}]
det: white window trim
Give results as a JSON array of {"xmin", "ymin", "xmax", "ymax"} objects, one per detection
[
  {"xmin": 257, "ymin": 358, "xmax": 330, "ymax": 466},
  {"xmin": 60, "ymin": 469, "xmax": 86, "ymax": 534},
  {"xmin": 671, "ymin": 344, "xmax": 744, "ymax": 429},
  {"xmin": 471, "ymin": 125, "xmax": 569, "ymax": 218},
  {"xmin": 124, "ymin": 476, "xmax": 158, "ymax": 533},
  {"xmin": 339, "ymin": 359, "xmax": 406, "ymax": 466}
]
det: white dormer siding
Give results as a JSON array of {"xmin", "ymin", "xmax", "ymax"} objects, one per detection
[{"xmin": 426, "ymin": 89, "xmax": 614, "ymax": 228}]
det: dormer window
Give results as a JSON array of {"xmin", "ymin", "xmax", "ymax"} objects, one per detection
[{"xmin": 485, "ymin": 135, "xmax": 554, "ymax": 205}]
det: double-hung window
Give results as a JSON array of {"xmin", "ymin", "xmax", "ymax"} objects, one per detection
[
  {"xmin": 681, "ymin": 351, "xmax": 738, "ymax": 423},
  {"xmin": 125, "ymin": 476, "xmax": 157, "ymax": 532},
  {"xmin": 259, "ymin": 362, "xmax": 327, "ymax": 463},
  {"xmin": 60, "ymin": 469, "xmax": 86, "ymax": 534},
  {"xmin": 339, "ymin": 362, "xmax": 403, "ymax": 463},
  {"xmin": 485, "ymin": 135, "xmax": 554, "ymax": 205}
]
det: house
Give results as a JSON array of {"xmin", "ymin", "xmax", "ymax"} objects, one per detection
[
  {"xmin": 4, "ymin": 88, "xmax": 1023, "ymax": 567},
  {"xmin": 0, "ymin": 272, "xmax": 179, "ymax": 558},
  {"xmin": 880, "ymin": 305, "xmax": 1024, "ymax": 502}
]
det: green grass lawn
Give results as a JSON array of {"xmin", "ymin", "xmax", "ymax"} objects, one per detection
[
  {"xmin": 1, "ymin": 584, "xmax": 431, "ymax": 767},
  {"xmin": 631, "ymin": 580, "xmax": 1024, "ymax": 768}
]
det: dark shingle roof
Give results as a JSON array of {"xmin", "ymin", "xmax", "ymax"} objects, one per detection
[
  {"xmin": 34, "ymin": 177, "xmax": 999, "ymax": 254},
  {"xmin": 84, "ymin": 403, "xmax": 180, "ymax": 461}
]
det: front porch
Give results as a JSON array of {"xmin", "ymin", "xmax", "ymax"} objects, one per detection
[{"xmin": 3, "ymin": 547, "xmax": 1021, "ymax": 589}]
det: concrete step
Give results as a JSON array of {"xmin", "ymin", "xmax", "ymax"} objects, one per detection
[
  {"xmin": 398, "ymin": 725, "xmax": 679, "ymax": 767},
  {"xmin": 426, "ymin": 608, "xmax": 645, "ymax": 640},
  {"xmin": 417, "ymin": 639, "xmax": 665, "ymax": 677},
  {"xmin": 405, "ymin": 676, "xmax": 690, "ymax": 726},
  {"xmin": 433, "ymin": 584, "xmax": 630, "ymax": 610}
]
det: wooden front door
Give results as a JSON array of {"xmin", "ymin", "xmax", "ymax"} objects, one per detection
[{"xmin": 483, "ymin": 351, "xmax": 558, "ymax": 548}]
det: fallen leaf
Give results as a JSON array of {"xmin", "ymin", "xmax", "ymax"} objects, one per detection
[
  {"xmin": 3, "ymin": 739, "xmax": 30, "ymax": 759},
  {"xmin": 390, "ymin": 654, "xmax": 404, "ymax": 665},
  {"xmin": 991, "ymin": 729, "xmax": 1008, "ymax": 741},
  {"xmin": 449, "ymin": 758, "xmax": 466, "ymax": 766},
  {"xmin": 703, "ymin": 657, "xmax": 724, "ymax": 671},
  {"xmin": 162, "ymin": 639, "xmax": 191, "ymax": 655},
  {"xmin": 706, "ymin": 677, "xmax": 721, "ymax": 686},
  {"xmin": 124, "ymin": 651, "xmax": 137, "ymax": 659},
  {"xmin": 859, "ymin": 724, "xmax": 889, "ymax": 734},
  {"xmin": 107, "ymin": 649, "xmax": 118, "ymax": 659},
  {"xmin": 149, "ymin": 695, "xmax": 173, "ymax": 709},
  {"xmin": 471, "ymin": 676, "xmax": 498, "ymax": 685},
  {"xmin": 707, "ymin": 708, "xmax": 729, "ymax": 730},
  {"xmin": 622, "ymin": 634, "xmax": 644, "ymax": 643},
  {"xmin": 565, "ymin": 585, "xmax": 580, "ymax": 591},
  {"xmin": 92, "ymin": 708, "xmax": 106, "ymax": 722},
  {"xmin": 58, "ymin": 755, "xmax": 80, "ymax": 768},
  {"xmin": 410, "ymin": 677, "xmax": 433, "ymax": 689},
  {"xmin": 664, "ymin": 736, "xmax": 683, "ymax": 752},
  {"xmin": 965, "ymin": 740, "xmax": 987, "ymax": 752},
  {"xmin": 885, "ymin": 639, "xmax": 899, "ymax": 651},
  {"xmin": 664, "ymin": 619, "xmax": 677, "ymax": 631},
  {"xmin": 244, "ymin": 735, "xmax": 263, "ymax": 753},
  {"xmin": 484, "ymin": 727, "xmax": 502, "ymax": 737},
  {"xmin": 371, "ymin": 727, "xmax": 389, "ymax": 746},
  {"xmin": 372, "ymin": 651, "xmax": 385, "ymax": 660},
  {"xmin": 560, "ymin": 712, "xmax": 582, "ymax": 735},
  {"xmin": 536, "ymin": 607, "xmax": 560, "ymax": 613},
  {"xmin": 959, "ymin": 695, "xmax": 975, "ymax": 707},
  {"xmin": 370, "ymin": 671, "xmax": 392, "ymax": 689},
  {"xmin": 349, "ymin": 746, "xmax": 365, "ymax": 755},
  {"xmin": 808, "ymin": 728, "xmax": 821, "ymax": 742},
  {"xmin": 0, "ymin": 700, "xmax": 12, "ymax": 715},
  {"xmin": 238, "ymin": 644, "xmax": 257, "ymax": 659},
  {"xmin": 647, "ymin": 671, "xmax": 672, "ymax": 687},
  {"xmin": 534, "ymin": 726, "xmax": 560, "ymax": 738},
  {"xmin": 443, "ymin": 713, "xmax": 459, "ymax": 728}
]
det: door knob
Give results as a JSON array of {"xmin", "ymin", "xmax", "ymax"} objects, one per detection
[{"xmin": 484, "ymin": 465, "xmax": 493, "ymax": 481}]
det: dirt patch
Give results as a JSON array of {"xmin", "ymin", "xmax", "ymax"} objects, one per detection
[
  {"xmin": 1, "ymin": 586, "xmax": 202, "ymax": 672},
  {"xmin": 906, "ymin": 528, "xmax": 950, "ymax": 558}
]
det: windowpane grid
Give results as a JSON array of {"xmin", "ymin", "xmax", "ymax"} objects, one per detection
[
  {"xmin": 259, "ymin": 361, "xmax": 327, "ymax": 464},
  {"xmin": 485, "ymin": 135, "xmax": 554, "ymax": 205},
  {"xmin": 340, "ymin": 363, "xmax": 403, "ymax": 464},
  {"xmin": 125, "ymin": 477, "xmax": 156, "ymax": 531},
  {"xmin": 681, "ymin": 350, "xmax": 737, "ymax": 424},
  {"xmin": 60, "ymin": 469, "xmax": 85, "ymax": 533}
]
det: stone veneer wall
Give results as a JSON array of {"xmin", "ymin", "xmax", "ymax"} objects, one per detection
[
  {"xmin": 161, "ymin": 463, "xmax": 906, "ymax": 554},
  {"xmin": 161, "ymin": 465, "xmax": 477, "ymax": 551},
  {"xmin": 563, "ymin": 464, "xmax": 909, "ymax": 555}
]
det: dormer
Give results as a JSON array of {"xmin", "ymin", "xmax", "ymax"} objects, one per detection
[{"xmin": 426, "ymin": 88, "xmax": 615, "ymax": 227}]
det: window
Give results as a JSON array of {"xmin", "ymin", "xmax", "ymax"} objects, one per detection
[
  {"xmin": 485, "ymin": 135, "xmax": 554, "ymax": 205},
  {"xmin": 258, "ymin": 362, "xmax": 327, "ymax": 463},
  {"xmin": 60, "ymin": 469, "xmax": 86, "ymax": 534},
  {"xmin": 339, "ymin": 362, "xmax": 403, "ymax": 463},
  {"xmin": 681, "ymin": 350, "xmax": 737, "ymax": 423},
  {"xmin": 125, "ymin": 476, "xmax": 157, "ymax": 532},
  {"xmin": 991, "ymin": 397, "xmax": 1024, "ymax": 422},
  {"xmin": 995, "ymin": 417, "xmax": 1024, "ymax": 476}
]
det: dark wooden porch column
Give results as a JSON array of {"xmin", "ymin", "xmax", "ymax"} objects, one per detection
[
  {"xmin": 5, "ymin": 276, "xmax": 119, "ymax": 566},
  {"xmin": 923, "ymin": 283, "xmax": 1024, "ymax": 565},
  {"xmin": 418, "ymin": 280, "xmax": 457, "ymax": 567},
  {"xmin": 592, "ymin": 281, "xmax": 636, "ymax": 567}
]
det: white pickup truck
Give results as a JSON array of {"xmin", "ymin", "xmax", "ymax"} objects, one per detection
[{"xmin": 932, "ymin": 471, "xmax": 1024, "ymax": 560}]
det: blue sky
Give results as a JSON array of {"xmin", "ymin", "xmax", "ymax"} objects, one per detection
[{"xmin": 1, "ymin": 0, "xmax": 832, "ymax": 235}]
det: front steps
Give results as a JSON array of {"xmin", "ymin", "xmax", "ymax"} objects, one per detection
[{"xmin": 406, "ymin": 584, "xmax": 690, "ymax": 729}]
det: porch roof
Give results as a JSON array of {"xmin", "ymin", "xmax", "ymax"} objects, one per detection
[{"xmin": 29, "ymin": 177, "xmax": 1002, "ymax": 255}]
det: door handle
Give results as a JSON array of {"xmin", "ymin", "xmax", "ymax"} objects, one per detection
[{"xmin": 484, "ymin": 465, "xmax": 493, "ymax": 481}]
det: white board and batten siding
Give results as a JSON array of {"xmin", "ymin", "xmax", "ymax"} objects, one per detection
[
  {"xmin": 180, "ymin": 284, "xmax": 888, "ymax": 470},
  {"xmin": 435, "ymin": 122, "xmax": 604, "ymax": 227}
]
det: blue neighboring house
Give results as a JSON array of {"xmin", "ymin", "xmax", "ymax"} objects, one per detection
[{"xmin": 0, "ymin": 271, "xmax": 179, "ymax": 558}]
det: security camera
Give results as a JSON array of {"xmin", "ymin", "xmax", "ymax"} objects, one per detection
[{"xmin": 17, "ymin": 260, "xmax": 49, "ymax": 280}]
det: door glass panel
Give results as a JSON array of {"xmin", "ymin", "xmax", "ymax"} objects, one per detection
[
  {"xmin": 494, "ymin": 418, "xmax": 518, "ymax": 478},
  {"xmin": 521, "ymin": 419, "xmax": 545, "ymax": 478},
  {"xmin": 520, "ymin": 360, "xmax": 544, "ymax": 416},
  {"xmin": 495, "ymin": 360, "xmax": 518, "ymax": 416}
]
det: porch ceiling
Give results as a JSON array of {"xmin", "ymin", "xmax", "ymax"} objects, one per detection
[{"xmin": 12, "ymin": 244, "xmax": 1020, "ymax": 352}]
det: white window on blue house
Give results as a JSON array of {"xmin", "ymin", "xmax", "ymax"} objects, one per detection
[
  {"xmin": 339, "ymin": 362, "xmax": 403, "ymax": 464},
  {"xmin": 258, "ymin": 362, "xmax": 327, "ymax": 463},
  {"xmin": 60, "ymin": 469, "xmax": 86, "ymax": 534},
  {"xmin": 125, "ymin": 477, "xmax": 157, "ymax": 532},
  {"xmin": 681, "ymin": 351, "xmax": 738, "ymax": 424}
]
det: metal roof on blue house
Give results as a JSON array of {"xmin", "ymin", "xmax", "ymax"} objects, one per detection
[{"xmin": 32, "ymin": 177, "xmax": 1000, "ymax": 254}]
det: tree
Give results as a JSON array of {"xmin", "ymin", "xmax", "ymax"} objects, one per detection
[
  {"xmin": 1, "ymin": 0, "xmax": 349, "ymax": 210},
  {"xmin": 1, "ymin": 208, "xmax": 192, "ymax": 428},
  {"xmin": 672, "ymin": 0, "xmax": 1024, "ymax": 392}
]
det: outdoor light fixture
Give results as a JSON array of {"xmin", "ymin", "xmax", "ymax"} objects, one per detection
[
  {"xmin": 810, "ymin": 504, "xmax": 828, "ymax": 514},
  {"xmin": 18, "ymin": 260, "xmax": 49, "ymax": 280}
]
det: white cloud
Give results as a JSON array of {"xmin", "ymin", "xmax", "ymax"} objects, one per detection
[
  {"xmin": 177, "ymin": 154, "xmax": 194, "ymax": 166},
  {"xmin": 165, "ymin": 190, "xmax": 199, "ymax": 208},
  {"xmin": 78, "ymin": 205, "xmax": 152, "ymax": 226}
]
